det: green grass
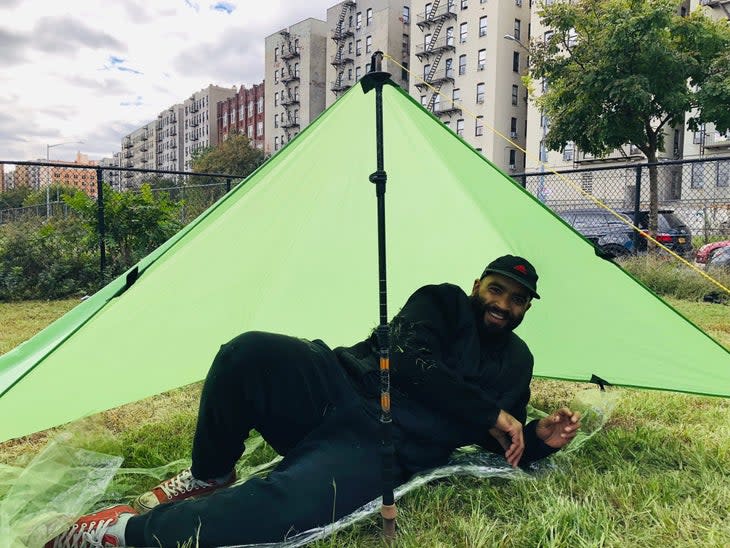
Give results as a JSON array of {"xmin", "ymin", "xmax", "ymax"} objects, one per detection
[
  {"xmin": 1, "ymin": 296, "xmax": 729, "ymax": 547},
  {"xmin": 0, "ymin": 298, "xmax": 78, "ymax": 355}
]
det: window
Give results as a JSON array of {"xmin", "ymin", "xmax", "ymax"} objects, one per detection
[
  {"xmin": 348, "ymin": 41, "xmax": 353, "ymax": 54},
  {"xmin": 511, "ymin": 84, "xmax": 519, "ymax": 105},
  {"xmin": 248, "ymin": 101, "xmax": 254, "ymax": 117},
  {"xmin": 476, "ymin": 82, "xmax": 485, "ymax": 103},
  {"xmin": 718, "ymin": 160, "xmax": 730, "ymax": 188},
  {"xmin": 366, "ymin": 35, "xmax": 372, "ymax": 53},
  {"xmin": 544, "ymin": 30, "xmax": 554, "ymax": 43},
  {"xmin": 479, "ymin": 16, "xmax": 487, "ymax": 37},
  {"xmin": 420, "ymin": 95, "xmax": 427, "ymax": 107},
  {"xmin": 294, "ymin": 62, "xmax": 300, "ymax": 77},
  {"xmin": 568, "ymin": 28, "xmax": 578, "ymax": 47},
  {"xmin": 274, "ymin": 71, "xmax": 278, "ymax": 84},
  {"xmin": 425, "ymin": 3, "xmax": 432, "ymax": 18},
  {"xmin": 247, "ymin": 125, "xmax": 253, "ymax": 138},
  {"xmin": 356, "ymin": 11, "xmax": 362, "ymax": 28},
  {"xmin": 274, "ymin": 92, "xmax": 278, "ymax": 106},
  {"xmin": 461, "ymin": 0, "xmax": 467, "ymax": 8},
  {"xmin": 257, "ymin": 121, "xmax": 263, "ymax": 136},
  {"xmin": 445, "ymin": 57, "xmax": 453, "ymax": 78},
  {"xmin": 459, "ymin": 22, "xmax": 467, "ymax": 43},
  {"xmin": 356, "ymin": 66, "xmax": 362, "ymax": 80},
  {"xmin": 456, "ymin": 119, "xmax": 464, "ymax": 136},
  {"xmin": 433, "ymin": 94, "xmax": 440, "ymax": 111},
  {"xmin": 257, "ymin": 97, "xmax": 263, "ymax": 113},
  {"xmin": 475, "ymin": 116, "xmax": 484, "ymax": 136},
  {"xmin": 459, "ymin": 54, "xmax": 467, "ymax": 75},
  {"xmin": 446, "ymin": 26, "xmax": 454, "ymax": 46},
  {"xmin": 366, "ymin": 8, "xmax": 373, "ymax": 25},
  {"xmin": 510, "ymin": 117, "xmax": 518, "ymax": 138},
  {"xmin": 513, "ymin": 51, "xmax": 520, "ymax": 72},
  {"xmin": 509, "ymin": 149, "xmax": 517, "ymax": 169},
  {"xmin": 477, "ymin": 49, "xmax": 486, "ymax": 70},
  {"xmin": 563, "ymin": 141, "xmax": 574, "ymax": 161},
  {"xmin": 402, "ymin": 5, "xmax": 410, "ymax": 23},
  {"xmin": 691, "ymin": 163, "xmax": 704, "ymax": 189},
  {"xmin": 347, "ymin": 67, "xmax": 353, "ymax": 81},
  {"xmin": 274, "ymin": 114, "xmax": 278, "ymax": 128},
  {"xmin": 452, "ymin": 88, "xmax": 460, "ymax": 104},
  {"xmin": 425, "ymin": 33, "xmax": 432, "ymax": 47},
  {"xmin": 274, "ymin": 136, "xmax": 279, "ymax": 150},
  {"xmin": 294, "ymin": 86, "xmax": 299, "ymax": 100},
  {"xmin": 514, "ymin": 19, "xmax": 521, "ymax": 41},
  {"xmin": 274, "ymin": 47, "xmax": 279, "ymax": 61},
  {"xmin": 424, "ymin": 64, "xmax": 431, "ymax": 79},
  {"xmin": 356, "ymin": 39, "xmax": 362, "ymax": 55}
]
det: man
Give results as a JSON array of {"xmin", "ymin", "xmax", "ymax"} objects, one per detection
[{"xmin": 46, "ymin": 255, "xmax": 581, "ymax": 548}]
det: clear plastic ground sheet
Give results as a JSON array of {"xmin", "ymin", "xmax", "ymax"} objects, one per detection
[{"xmin": 0, "ymin": 388, "xmax": 618, "ymax": 547}]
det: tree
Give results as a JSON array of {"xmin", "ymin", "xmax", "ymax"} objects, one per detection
[
  {"xmin": 530, "ymin": 0, "xmax": 730, "ymax": 240},
  {"xmin": 0, "ymin": 187, "xmax": 33, "ymax": 210},
  {"xmin": 191, "ymin": 132, "xmax": 265, "ymax": 178}
]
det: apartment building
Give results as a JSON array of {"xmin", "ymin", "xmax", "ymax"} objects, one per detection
[
  {"xmin": 183, "ymin": 85, "xmax": 237, "ymax": 170},
  {"xmin": 217, "ymin": 82, "xmax": 266, "ymax": 149},
  {"xmin": 407, "ymin": 0, "xmax": 530, "ymax": 173},
  {"xmin": 156, "ymin": 104, "xmax": 185, "ymax": 172},
  {"xmin": 325, "ymin": 0, "xmax": 411, "ymax": 108},
  {"xmin": 264, "ymin": 18, "xmax": 329, "ymax": 155},
  {"xmin": 99, "ymin": 153, "xmax": 122, "ymax": 191},
  {"xmin": 682, "ymin": 0, "xmax": 730, "ymax": 161},
  {"xmin": 121, "ymin": 121, "xmax": 157, "ymax": 187},
  {"xmin": 0, "ymin": 164, "xmax": 4, "ymax": 193}
]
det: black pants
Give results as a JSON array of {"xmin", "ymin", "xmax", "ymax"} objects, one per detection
[{"xmin": 125, "ymin": 332, "xmax": 405, "ymax": 547}]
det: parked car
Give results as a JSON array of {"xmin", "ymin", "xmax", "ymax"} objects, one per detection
[
  {"xmin": 695, "ymin": 240, "xmax": 730, "ymax": 266},
  {"xmin": 622, "ymin": 209, "xmax": 693, "ymax": 255},
  {"xmin": 558, "ymin": 208, "xmax": 635, "ymax": 258},
  {"xmin": 707, "ymin": 245, "xmax": 730, "ymax": 269}
]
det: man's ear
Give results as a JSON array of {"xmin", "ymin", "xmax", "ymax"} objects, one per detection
[
  {"xmin": 525, "ymin": 300, "xmax": 532, "ymax": 312},
  {"xmin": 471, "ymin": 278, "xmax": 481, "ymax": 296}
]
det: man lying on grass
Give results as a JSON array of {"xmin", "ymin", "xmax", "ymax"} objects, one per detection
[{"xmin": 46, "ymin": 255, "xmax": 581, "ymax": 548}]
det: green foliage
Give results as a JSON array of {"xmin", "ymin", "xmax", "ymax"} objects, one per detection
[
  {"xmin": 191, "ymin": 132, "xmax": 265, "ymax": 178},
  {"xmin": 0, "ymin": 187, "xmax": 33, "ymax": 209},
  {"xmin": 618, "ymin": 253, "xmax": 730, "ymax": 302},
  {"xmin": 531, "ymin": 0, "xmax": 730, "ymax": 159},
  {"xmin": 0, "ymin": 218, "xmax": 98, "ymax": 300},
  {"xmin": 64, "ymin": 183, "xmax": 182, "ymax": 277},
  {"xmin": 21, "ymin": 184, "xmax": 80, "ymax": 207}
]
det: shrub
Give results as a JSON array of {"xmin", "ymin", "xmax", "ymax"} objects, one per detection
[{"xmin": 618, "ymin": 253, "xmax": 730, "ymax": 302}]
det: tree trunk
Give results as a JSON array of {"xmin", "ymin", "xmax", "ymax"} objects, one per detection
[{"xmin": 647, "ymin": 152, "xmax": 659, "ymax": 253}]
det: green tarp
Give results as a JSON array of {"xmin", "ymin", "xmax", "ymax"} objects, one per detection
[{"xmin": 1, "ymin": 82, "xmax": 728, "ymax": 443}]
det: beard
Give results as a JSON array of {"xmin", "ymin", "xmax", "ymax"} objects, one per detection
[{"xmin": 469, "ymin": 293, "xmax": 524, "ymax": 338}]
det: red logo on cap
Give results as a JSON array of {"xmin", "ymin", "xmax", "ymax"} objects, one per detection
[{"xmin": 514, "ymin": 265, "xmax": 527, "ymax": 274}]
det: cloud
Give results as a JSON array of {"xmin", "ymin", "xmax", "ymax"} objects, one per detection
[
  {"xmin": 211, "ymin": 2, "xmax": 235, "ymax": 14},
  {"xmin": 0, "ymin": 0, "xmax": 21, "ymax": 7},
  {"xmin": 184, "ymin": 0, "xmax": 200, "ymax": 12},
  {"xmin": 62, "ymin": 75, "xmax": 134, "ymax": 96},
  {"xmin": 0, "ymin": 28, "xmax": 29, "ymax": 65},
  {"xmin": 172, "ymin": 26, "xmax": 263, "ymax": 84},
  {"xmin": 102, "ymin": 56, "xmax": 143, "ymax": 75},
  {"xmin": 34, "ymin": 16, "xmax": 126, "ymax": 54},
  {"xmin": 120, "ymin": 96, "xmax": 144, "ymax": 107}
]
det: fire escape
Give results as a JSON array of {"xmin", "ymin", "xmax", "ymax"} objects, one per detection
[
  {"xmin": 280, "ymin": 30, "xmax": 301, "ymax": 140},
  {"xmin": 330, "ymin": 1, "xmax": 356, "ymax": 95},
  {"xmin": 414, "ymin": 0, "xmax": 457, "ymax": 114}
]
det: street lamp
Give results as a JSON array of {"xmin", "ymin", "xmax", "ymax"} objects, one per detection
[
  {"xmin": 503, "ymin": 34, "xmax": 529, "ymax": 51},
  {"xmin": 45, "ymin": 140, "xmax": 84, "ymax": 217}
]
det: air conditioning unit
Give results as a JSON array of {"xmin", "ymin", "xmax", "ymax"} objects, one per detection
[
  {"xmin": 509, "ymin": 163, "xmax": 516, "ymax": 170},
  {"xmin": 510, "ymin": 131, "xmax": 518, "ymax": 138}
]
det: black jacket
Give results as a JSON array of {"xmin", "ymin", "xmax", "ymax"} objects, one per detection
[{"xmin": 335, "ymin": 283, "xmax": 557, "ymax": 468}]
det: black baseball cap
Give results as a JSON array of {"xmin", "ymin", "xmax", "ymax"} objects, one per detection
[{"xmin": 481, "ymin": 255, "xmax": 540, "ymax": 299}]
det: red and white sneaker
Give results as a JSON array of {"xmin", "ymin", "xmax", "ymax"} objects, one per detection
[
  {"xmin": 44, "ymin": 504, "xmax": 137, "ymax": 547},
  {"xmin": 134, "ymin": 467, "xmax": 235, "ymax": 512}
]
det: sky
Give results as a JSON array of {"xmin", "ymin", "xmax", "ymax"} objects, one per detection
[{"xmin": 0, "ymin": 0, "xmax": 335, "ymax": 162}]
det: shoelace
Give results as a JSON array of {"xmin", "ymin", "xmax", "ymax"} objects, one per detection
[
  {"xmin": 159, "ymin": 468, "xmax": 212, "ymax": 498},
  {"xmin": 50, "ymin": 518, "xmax": 114, "ymax": 548}
]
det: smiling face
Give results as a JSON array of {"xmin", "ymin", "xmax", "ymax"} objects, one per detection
[{"xmin": 470, "ymin": 273, "xmax": 533, "ymax": 336}]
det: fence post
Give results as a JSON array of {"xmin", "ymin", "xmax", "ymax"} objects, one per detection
[
  {"xmin": 226, "ymin": 177, "xmax": 232, "ymax": 193},
  {"xmin": 632, "ymin": 166, "xmax": 642, "ymax": 251},
  {"xmin": 96, "ymin": 168, "xmax": 106, "ymax": 283}
]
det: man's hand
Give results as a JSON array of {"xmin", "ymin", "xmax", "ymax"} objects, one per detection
[
  {"xmin": 488, "ymin": 410, "xmax": 524, "ymax": 468},
  {"xmin": 536, "ymin": 407, "xmax": 581, "ymax": 449}
]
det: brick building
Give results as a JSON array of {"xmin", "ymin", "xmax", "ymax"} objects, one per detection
[{"xmin": 218, "ymin": 82, "xmax": 266, "ymax": 149}]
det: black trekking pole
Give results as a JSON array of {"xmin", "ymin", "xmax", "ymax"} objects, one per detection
[{"xmin": 361, "ymin": 51, "xmax": 396, "ymax": 542}]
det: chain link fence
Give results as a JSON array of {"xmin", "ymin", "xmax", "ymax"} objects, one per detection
[
  {"xmin": 513, "ymin": 156, "xmax": 730, "ymax": 256},
  {"xmin": 0, "ymin": 161, "xmax": 246, "ymax": 299}
]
